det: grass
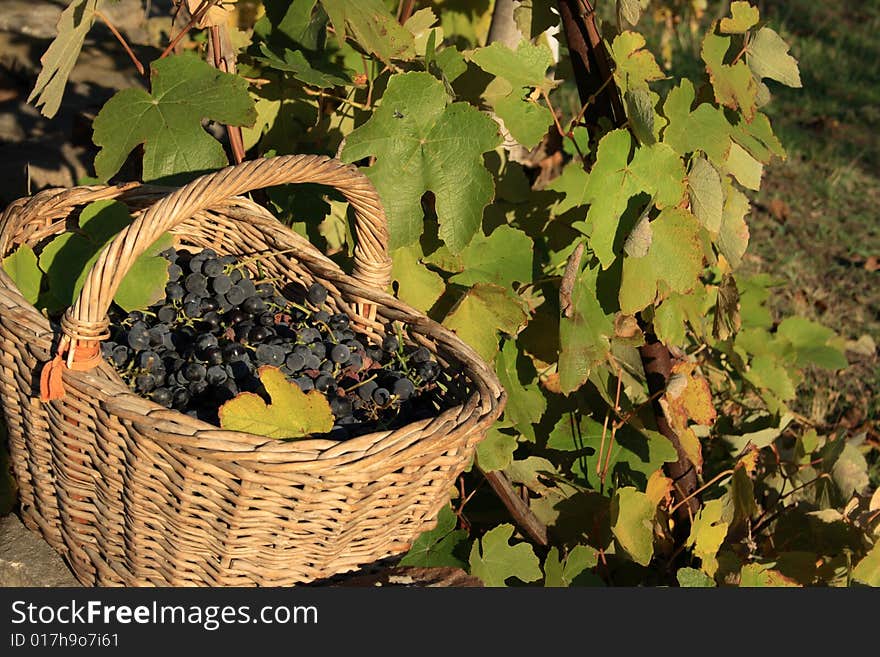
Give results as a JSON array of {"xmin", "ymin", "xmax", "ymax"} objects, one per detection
[{"xmin": 741, "ymin": 0, "xmax": 880, "ymax": 435}]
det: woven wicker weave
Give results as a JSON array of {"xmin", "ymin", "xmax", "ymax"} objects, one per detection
[{"xmin": 0, "ymin": 155, "xmax": 505, "ymax": 586}]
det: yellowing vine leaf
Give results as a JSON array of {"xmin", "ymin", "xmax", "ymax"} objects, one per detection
[
  {"xmin": 739, "ymin": 563, "xmax": 800, "ymax": 587},
  {"xmin": 321, "ymin": 0, "xmax": 416, "ymax": 63},
  {"xmin": 28, "ymin": 0, "xmax": 99, "ymax": 119},
  {"xmin": 443, "ymin": 283, "xmax": 527, "ymax": 362},
  {"xmin": 662, "ymin": 79, "xmax": 732, "ymax": 166},
  {"xmin": 218, "ymin": 366, "xmax": 334, "ymax": 439},
  {"xmin": 610, "ymin": 487, "xmax": 656, "ymax": 566},
  {"xmin": 719, "ymin": 2, "xmax": 760, "ymax": 34},
  {"xmin": 702, "ymin": 30, "xmax": 758, "ymax": 120},
  {"xmin": 686, "ymin": 498, "xmax": 729, "ymax": 577},
  {"xmin": 610, "ymin": 31, "xmax": 665, "ymax": 93},
  {"xmin": 747, "ymin": 28, "xmax": 802, "ymax": 88}
]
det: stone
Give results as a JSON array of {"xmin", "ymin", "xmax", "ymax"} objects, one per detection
[{"xmin": 0, "ymin": 513, "xmax": 80, "ymax": 587}]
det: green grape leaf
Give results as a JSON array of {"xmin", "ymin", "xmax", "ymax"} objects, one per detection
[
  {"xmin": 470, "ymin": 42, "xmax": 555, "ymax": 149},
  {"xmin": 548, "ymin": 413, "xmax": 677, "ymax": 490},
  {"xmin": 390, "ymin": 244, "xmax": 445, "ymax": 313},
  {"xmin": 702, "ymin": 30, "xmax": 758, "ymax": 120},
  {"xmin": 610, "ymin": 487, "xmax": 656, "ymax": 566},
  {"xmin": 218, "ymin": 366, "xmax": 334, "ymax": 438},
  {"xmin": 688, "ymin": 157, "xmax": 724, "ymax": 232},
  {"xmin": 625, "ymin": 88, "xmax": 659, "ymax": 146},
  {"xmin": 449, "ymin": 225, "xmax": 533, "ymax": 288},
  {"xmin": 852, "ymin": 542, "xmax": 880, "ymax": 587},
  {"xmin": 719, "ymin": 2, "xmax": 760, "ymax": 34},
  {"xmin": 655, "ymin": 290, "xmax": 707, "ymax": 346},
  {"xmin": 724, "ymin": 142, "xmax": 763, "ymax": 190},
  {"xmin": 610, "ymin": 31, "xmax": 665, "ymax": 93},
  {"xmin": 469, "ymin": 523, "xmax": 542, "ymax": 587},
  {"xmin": 495, "ymin": 340, "xmax": 546, "ymax": 442},
  {"xmin": 547, "ymin": 160, "xmax": 590, "ymax": 217},
  {"xmin": 399, "ymin": 505, "xmax": 468, "ymax": 569},
  {"xmin": 320, "ymin": 0, "xmax": 415, "ymax": 62},
  {"xmin": 341, "ymin": 72, "xmax": 501, "ymax": 251},
  {"xmin": 746, "ymin": 28, "xmax": 802, "ymax": 88},
  {"xmin": 739, "ymin": 563, "xmax": 800, "ymax": 587},
  {"xmin": 404, "ymin": 8, "xmax": 441, "ymax": 57},
  {"xmin": 37, "ymin": 200, "xmax": 170, "ymax": 312},
  {"xmin": 686, "ymin": 498, "xmax": 729, "ymax": 577},
  {"xmin": 662, "ymin": 79, "xmax": 732, "ymax": 165},
  {"xmin": 443, "ymin": 284, "xmax": 528, "ymax": 363},
  {"xmin": 543, "ymin": 545, "xmax": 599, "ymax": 587},
  {"xmin": 676, "ymin": 567, "xmax": 716, "ymax": 587},
  {"xmin": 830, "ymin": 443, "xmax": 870, "ymax": 500},
  {"xmin": 114, "ymin": 233, "xmax": 174, "ymax": 312},
  {"xmin": 717, "ymin": 183, "xmax": 750, "ymax": 268},
  {"xmin": 546, "ymin": 413, "xmax": 604, "ymax": 452},
  {"xmin": 255, "ymin": 0, "xmax": 325, "ymax": 51},
  {"xmin": 255, "ymin": 44, "xmax": 352, "ymax": 88},
  {"xmin": 776, "ymin": 317, "xmax": 848, "ymax": 370},
  {"xmin": 493, "ymin": 92, "xmax": 555, "ymax": 150},
  {"xmin": 93, "ymin": 54, "xmax": 256, "ymax": 183},
  {"xmin": 558, "ymin": 263, "xmax": 614, "ymax": 394},
  {"xmin": 435, "ymin": 46, "xmax": 467, "ymax": 82},
  {"xmin": 514, "ymin": 0, "xmax": 560, "ymax": 38},
  {"xmin": 470, "ymin": 40, "xmax": 556, "ymax": 93},
  {"xmin": 619, "ymin": 208, "xmax": 703, "ymax": 315},
  {"xmin": 27, "ymin": 0, "xmax": 99, "ymax": 119},
  {"xmin": 745, "ymin": 353, "xmax": 797, "ymax": 401},
  {"xmin": 476, "ymin": 427, "xmax": 519, "ymax": 472},
  {"xmin": 581, "ymin": 130, "xmax": 686, "ymax": 268},
  {"xmin": 617, "ymin": 0, "xmax": 651, "ymax": 27},
  {"xmin": 2, "ymin": 245, "xmax": 41, "ymax": 304}
]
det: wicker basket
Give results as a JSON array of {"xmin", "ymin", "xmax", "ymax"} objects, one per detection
[{"xmin": 0, "ymin": 155, "xmax": 505, "ymax": 586}]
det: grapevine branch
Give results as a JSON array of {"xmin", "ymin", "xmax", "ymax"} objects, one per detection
[
  {"xmin": 555, "ymin": 0, "xmax": 701, "ymax": 529},
  {"xmin": 95, "ymin": 11, "xmax": 145, "ymax": 76}
]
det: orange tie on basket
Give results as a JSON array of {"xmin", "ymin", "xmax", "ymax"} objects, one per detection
[
  {"xmin": 40, "ymin": 313, "xmax": 108, "ymax": 402},
  {"xmin": 39, "ymin": 340, "xmax": 104, "ymax": 402}
]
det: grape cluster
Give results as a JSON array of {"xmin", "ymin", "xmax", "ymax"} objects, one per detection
[{"xmin": 102, "ymin": 247, "xmax": 454, "ymax": 439}]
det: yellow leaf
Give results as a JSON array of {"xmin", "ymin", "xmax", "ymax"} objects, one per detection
[
  {"xmin": 218, "ymin": 366, "xmax": 334, "ymax": 439},
  {"xmin": 646, "ymin": 469, "xmax": 674, "ymax": 507}
]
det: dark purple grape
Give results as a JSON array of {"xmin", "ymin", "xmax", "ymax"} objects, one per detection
[
  {"xmin": 184, "ymin": 362, "xmax": 207, "ymax": 382},
  {"xmin": 212, "ymin": 275, "xmax": 233, "ymax": 295},
  {"xmin": 412, "ymin": 346, "xmax": 431, "ymax": 363},
  {"xmin": 206, "ymin": 365, "xmax": 228, "ymax": 385},
  {"xmin": 393, "ymin": 378, "xmax": 415, "ymax": 400},
  {"xmin": 150, "ymin": 387, "xmax": 173, "ymax": 407},
  {"xmin": 330, "ymin": 343, "xmax": 351, "ymax": 364},
  {"xmin": 306, "ymin": 283, "xmax": 328, "ymax": 306},
  {"xmin": 357, "ymin": 380, "xmax": 378, "ymax": 402},
  {"xmin": 381, "ymin": 335, "xmax": 399, "ymax": 353},
  {"xmin": 314, "ymin": 374, "xmax": 335, "ymax": 392},
  {"xmin": 285, "ymin": 352, "xmax": 305, "ymax": 372},
  {"xmin": 372, "ymin": 387, "xmax": 391, "ymax": 405}
]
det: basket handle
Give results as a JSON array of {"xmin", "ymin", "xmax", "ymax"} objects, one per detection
[{"xmin": 60, "ymin": 155, "xmax": 391, "ymax": 368}]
